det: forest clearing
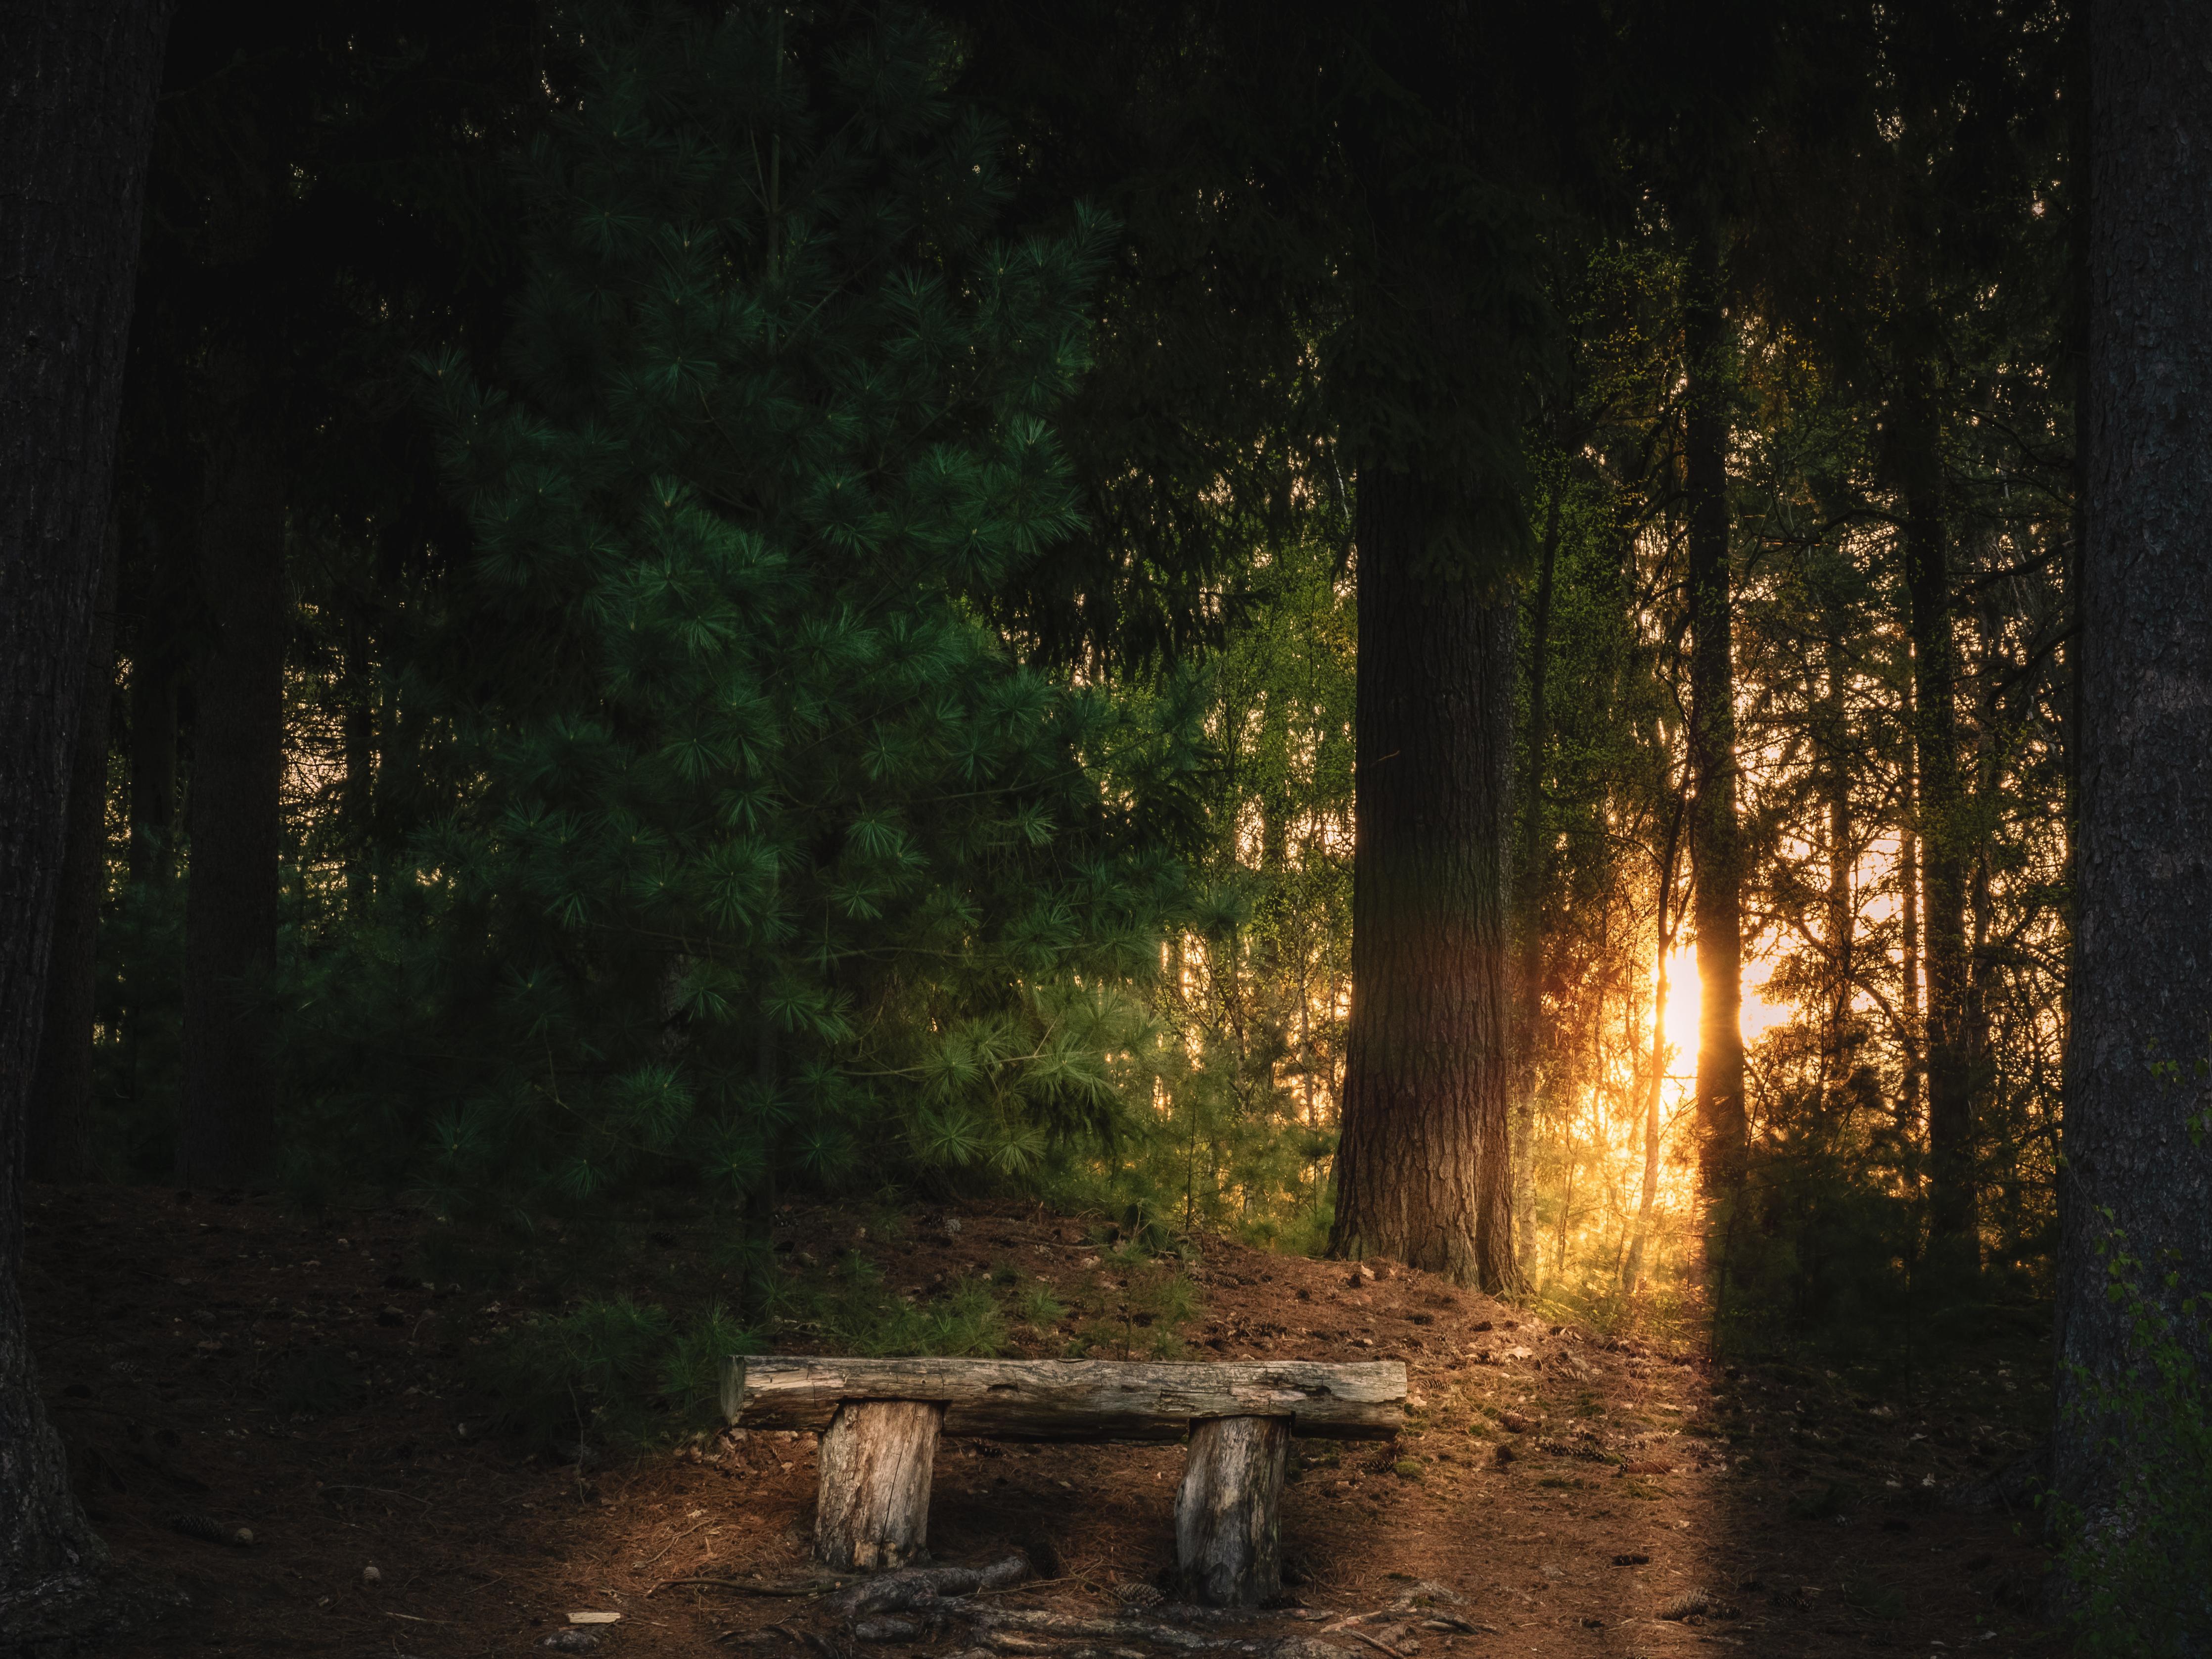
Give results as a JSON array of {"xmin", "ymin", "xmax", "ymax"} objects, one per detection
[
  {"xmin": 26, "ymin": 1187, "xmax": 2052, "ymax": 1656},
  {"xmin": 4, "ymin": 0, "xmax": 2210, "ymax": 1653}
]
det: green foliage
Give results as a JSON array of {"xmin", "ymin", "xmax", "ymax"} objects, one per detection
[
  {"xmin": 775, "ymin": 1252, "xmax": 1008, "ymax": 1358},
  {"xmin": 2053, "ymin": 1231, "xmax": 2212, "ymax": 1657},
  {"xmin": 473, "ymin": 1297, "xmax": 684, "ymax": 1453},
  {"xmin": 277, "ymin": 4, "xmax": 1199, "ymax": 1217},
  {"xmin": 1059, "ymin": 1251, "xmax": 1199, "ymax": 1360},
  {"xmin": 1056, "ymin": 527, "xmax": 1352, "ymax": 1252},
  {"xmin": 471, "ymin": 1294, "xmax": 760, "ymax": 1454}
]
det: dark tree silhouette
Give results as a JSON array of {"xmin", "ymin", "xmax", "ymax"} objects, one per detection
[
  {"xmin": 2053, "ymin": 0, "xmax": 2212, "ymax": 1529},
  {"xmin": 0, "ymin": 0, "xmax": 173, "ymax": 1612}
]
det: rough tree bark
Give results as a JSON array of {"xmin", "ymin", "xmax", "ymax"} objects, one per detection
[
  {"xmin": 2052, "ymin": 0, "xmax": 2212, "ymax": 1534},
  {"xmin": 1684, "ymin": 222, "xmax": 1746, "ymax": 1268},
  {"xmin": 176, "ymin": 374, "xmax": 286, "ymax": 1189},
  {"xmin": 813, "ymin": 1400, "xmax": 943, "ymax": 1570},
  {"xmin": 27, "ymin": 528, "xmax": 120, "ymax": 1184},
  {"xmin": 727, "ymin": 1356, "xmax": 1405, "ymax": 1439},
  {"xmin": 1175, "ymin": 1415, "xmax": 1290, "ymax": 1607},
  {"xmin": 1330, "ymin": 470, "xmax": 1517, "ymax": 1289},
  {"xmin": 0, "ymin": 0, "xmax": 173, "ymax": 1613}
]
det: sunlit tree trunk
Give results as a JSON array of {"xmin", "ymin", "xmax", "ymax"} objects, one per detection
[
  {"xmin": 0, "ymin": 0, "xmax": 171, "ymax": 1606},
  {"xmin": 1330, "ymin": 470, "xmax": 1517, "ymax": 1289},
  {"xmin": 1897, "ymin": 664, "xmax": 1924, "ymax": 1143},
  {"xmin": 1684, "ymin": 220, "xmax": 1746, "ymax": 1270},
  {"xmin": 1622, "ymin": 790, "xmax": 1685, "ymax": 1296},
  {"xmin": 2053, "ymin": 0, "xmax": 2212, "ymax": 1531}
]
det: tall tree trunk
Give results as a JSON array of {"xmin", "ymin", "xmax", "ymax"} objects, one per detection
[
  {"xmin": 1898, "ymin": 387, "xmax": 1974, "ymax": 1256},
  {"xmin": 1897, "ymin": 665, "xmax": 1924, "ymax": 1140},
  {"xmin": 1329, "ymin": 470, "xmax": 1516, "ymax": 1289},
  {"xmin": 1511, "ymin": 489, "xmax": 1561, "ymax": 1286},
  {"xmin": 0, "ymin": 0, "xmax": 172, "ymax": 1606},
  {"xmin": 1622, "ymin": 788, "xmax": 1685, "ymax": 1296},
  {"xmin": 176, "ymin": 374, "xmax": 286, "ymax": 1189},
  {"xmin": 28, "ymin": 526, "xmax": 121, "ymax": 1185},
  {"xmin": 2053, "ymin": 0, "xmax": 2212, "ymax": 1534},
  {"xmin": 1820, "ymin": 624, "xmax": 1853, "ymax": 1104},
  {"xmin": 125, "ymin": 519, "xmax": 183, "ymax": 885},
  {"xmin": 1684, "ymin": 222, "xmax": 1745, "ymax": 1268},
  {"xmin": 342, "ymin": 612, "xmax": 374, "ymax": 916},
  {"xmin": 123, "ymin": 379, "xmax": 197, "ymax": 888}
]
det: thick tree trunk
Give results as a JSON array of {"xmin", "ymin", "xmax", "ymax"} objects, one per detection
[
  {"xmin": 0, "ymin": 0, "xmax": 171, "ymax": 1607},
  {"xmin": 1175, "ymin": 1415, "xmax": 1289, "ymax": 1607},
  {"xmin": 1684, "ymin": 226, "xmax": 1745, "ymax": 1267},
  {"xmin": 1330, "ymin": 470, "xmax": 1516, "ymax": 1289},
  {"xmin": 2053, "ymin": 0, "xmax": 2212, "ymax": 1535},
  {"xmin": 177, "ymin": 385, "xmax": 286, "ymax": 1189},
  {"xmin": 28, "ymin": 529, "xmax": 120, "ymax": 1184},
  {"xmin": 1899, "ymin": 413, "xmax": 1975, "ymax": 1257}
]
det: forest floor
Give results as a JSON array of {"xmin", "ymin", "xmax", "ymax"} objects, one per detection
[{"xmin": 24, "ymin": 1185, "xmax": 2063, "ymax": 1659}]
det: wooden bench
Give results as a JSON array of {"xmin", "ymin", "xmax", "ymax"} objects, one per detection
[{"xmin": 723, "ymin": 1356, "xmax": 1407, "ymax": 1606}]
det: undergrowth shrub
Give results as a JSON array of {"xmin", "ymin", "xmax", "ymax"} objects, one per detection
[
  {"xmin": 2052, "ymin": 1230, "xmax": 2212, "ymax": 1657},
  {"xmin": 469, "ymin": 1244, "xmax": 1137, "ymax": 1451},
  {"xmin": 778, "ymin": 1253, "xmax": 1008, "ymax": 1357},
  {"xmin": 473, "ymin": 1298, "xmax": 755, "ymax": 1454}
]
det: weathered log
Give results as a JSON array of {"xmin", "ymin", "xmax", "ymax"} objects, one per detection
[
  {"xmin": 814, "ymin": 1401, "xmax": 943, "ymax": 1570},
  {"xmin": 1175, "ymin": 1417, "xmax": 1289, "ymax": 1607},
  {"xmin": 726, "ymin": 1358, "xmax": 1404, "ymax": 1441}
]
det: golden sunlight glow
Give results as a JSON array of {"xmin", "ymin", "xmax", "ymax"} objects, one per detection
[{"xmin": 1659, "ymin": 946, "xmax": 1793, "ymax": 1093}]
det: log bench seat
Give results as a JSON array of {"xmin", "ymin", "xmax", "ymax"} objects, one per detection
[{"xmin": 722, "ymin": 1356, "xmax": 1407, "ymax": 1606}]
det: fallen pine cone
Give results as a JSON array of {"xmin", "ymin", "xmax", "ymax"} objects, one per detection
[
  {"xmin": 1113, "ymin": 1582, "xmax": 1165, "ymax": 1610},
  {"xmin": 167, "ymin": 1513, "xmax": 252, "ymax": 1548},
  {"xmin": 1499, "ymin": 1411, "xmax": 1534, "ymax": 1433},
  {"xmin": 1658, "ymin": 1588, "xmax": 1710, "ymax": 1621}
]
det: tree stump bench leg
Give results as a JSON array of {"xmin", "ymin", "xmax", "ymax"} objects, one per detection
[
  {"xmin": 815, "ymin": 1400, "xmax": 943, "ymax": 1570},
  {"xmin": 1175, "ymin": 1415, "xmax": 1289, "ymax": 1606}
]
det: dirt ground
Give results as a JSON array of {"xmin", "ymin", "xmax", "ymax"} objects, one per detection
[{"xmin": 22, "ymin": 1185, "xmax": 2062, "ymax": 1658}]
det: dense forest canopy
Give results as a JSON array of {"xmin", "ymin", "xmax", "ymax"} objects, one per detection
[{"xmin": 3, "ymin": 0, "xmax": 2210, "ymax": 1645}]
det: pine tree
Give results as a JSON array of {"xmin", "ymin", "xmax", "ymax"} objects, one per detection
[
  {"xmin": 283, "ymin": 5, "xmax": 1193, "ymax": 1226},
  {"xmin": 0, "ymin": 0, "xmax": 172, "ymax": 1615}
]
